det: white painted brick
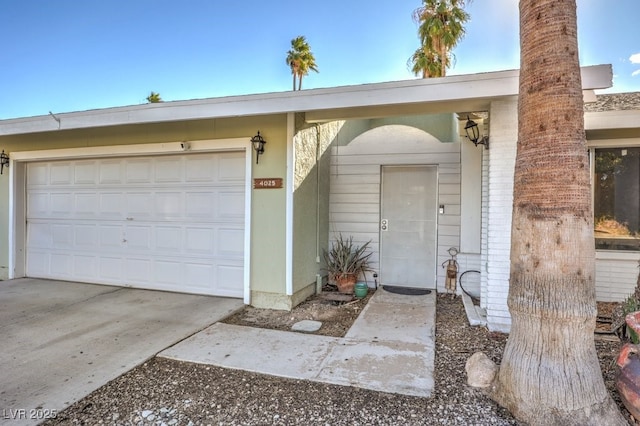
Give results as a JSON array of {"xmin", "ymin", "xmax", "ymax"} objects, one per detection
[{"xmin": 484, "ymin": 99, "xmax": 517, "ymax": 332}]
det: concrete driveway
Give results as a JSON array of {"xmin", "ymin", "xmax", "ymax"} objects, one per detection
[{"xmin": 0, "ymin": 278, "xmax": 243, "ymax": 425}]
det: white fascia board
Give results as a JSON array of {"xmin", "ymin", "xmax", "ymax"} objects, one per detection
[
  {"xmin": 585, "ymin": 109, "xmax": 640, "ymax": 130},
  {"xmin": 0, "ymin": 65, "xmax": 612, "ymax": 136}
]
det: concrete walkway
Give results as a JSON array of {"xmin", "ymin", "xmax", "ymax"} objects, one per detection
[{"xmin": 160, "ymin": 288, "xmax": 436, "ymax": 397}]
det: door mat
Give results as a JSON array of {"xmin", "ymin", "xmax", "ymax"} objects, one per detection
[{"xmin": 382, "ymin": 286, "xmax": 432, "ymax": 296}]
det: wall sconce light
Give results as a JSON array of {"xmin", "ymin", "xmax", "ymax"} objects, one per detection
[
  {"xmin": 464, "ymin": 116, "xmax": 489, "ymax": 149},
  {"xmin": 251, "ymin": 131, "xmax": 266, "ymax": 164},
  {"xmin": 0, "ymin": 150, "xmax": 9, "ymax": 175}
]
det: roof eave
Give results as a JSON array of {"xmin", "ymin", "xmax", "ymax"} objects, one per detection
[{"xmin": 0, "ymin": 65, "xmax": 612, "ymax": 136}]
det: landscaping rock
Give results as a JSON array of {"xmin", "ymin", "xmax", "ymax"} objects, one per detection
[{"xmin": 291, "ymin": 320, "xmax": 322, "ymax": 332}]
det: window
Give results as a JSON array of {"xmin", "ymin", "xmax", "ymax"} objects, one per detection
[{"xmin": 594, "ymin": 147, "xmax": 640, "ymax": 251}]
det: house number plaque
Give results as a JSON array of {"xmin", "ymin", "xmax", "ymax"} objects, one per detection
[{"xmin": 254, "ymin": 178, "xmax": 283, "ymax": 189}]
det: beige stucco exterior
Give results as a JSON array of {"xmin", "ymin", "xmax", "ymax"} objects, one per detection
[{"xmin": 0, "ymin": 114, "xmax": 294, "ymax": 308}]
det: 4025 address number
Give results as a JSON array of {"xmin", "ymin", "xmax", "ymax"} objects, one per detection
[{"xmin": 254, "ymin": 178, "xmax": 283, "ymax": 189}]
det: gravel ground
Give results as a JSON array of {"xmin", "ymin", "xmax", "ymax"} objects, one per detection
[{"xmin": 42, "ymin": 295, "xmax": 626, "ymax": 426}]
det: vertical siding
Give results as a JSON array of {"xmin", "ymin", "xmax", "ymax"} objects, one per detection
[{"xmin": 328, "ymin": 124, "xmax": 460, "ymax": 291}]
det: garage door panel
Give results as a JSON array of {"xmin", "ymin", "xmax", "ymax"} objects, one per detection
[
  {"xmin": 218, "ymin": 153, "xmax": 246, "ymax": 182},
  {"xmin": 100, "ymin": 257, "xmax": 124, "ymax": 281},
  {"xmin": 51, "ymin": 193, "xmax": 73, "ymax": 216},
  {"xmin": 217, "ymin": 228, "xmax": 244, "ymax": 256},
  {"xmin": 75, "ymin": 225, "xmax": 98, "ymax": 247},
  {"xmin": 216, "ymin": 263, "xmax": 244, "ymax": 296},
  {"xmin": 28, "ymin": 192, "xmax": 49, "ymax": 216},
  {"xmin": 74, "ymin": 161, "xmax": 98, "ymax": 184},
  {"xmin": 27, "ymin": 222, "xmax": 52, "ymax": 248},
  {"xmin": 100, "ymin": 225, "xmax": 124, "ymax": 248},
  {"xmin": 52, "ymin": 224, "xmax": 73, "ymax": 248},
  {"xmin": 100, "ymin": 193, "xmax": 125, "ymax": 217},
  {"xmin": 28, "ymin": 163, "xmax": 48, "ymax": 185},
  {"xmin": 127, "ymin": 192, "xmax": 154, "ymax": 218},
  {"xmin": 26, "ymin": 250, "xmax": 48, "ymax": 275},
  {"xmin": 99, "ymin": 161, "xmax": 124, "ymax": 184},
  {"xmin": 156, "ymin": 192, "xmax": 184, "ymax": 218},
  {"xmin": 156, "ymin": 226, "xmax": 183, "ymax": 252},
  {"xmin": 185, "ymin": 156, "xmax": 217, "ymax": 182},
  {"xmin": 155, "ymin": 158, "xmax": 182, "ymax": 182},
  {"xmin": 75, "ymin": 193, "xmax": 99, "ymax": 216},
  {"xmin": 50, "ymin": 163, "xmax": 72, "ymax": 184},
  {"xmin": 185, "ymin": 227, "xmax": 214, "ymax": 254},
  {"xmin": 185, "ymin": 263, "xmax": 215, "ymax": 291},
  {"xmin": 124, "ymin": 225, "xmax": 152, "ymax": 250},
  {"xmin": 74, "ymin": 255, "xmax": 98, "ymax": 279},
  {"xmin": 218, "ymin": 191, "xmax": 245, "ymax": 218},
  {"xmin": 155, "ymin": 260, "xmax": 182, "ymax": 286},
  {"xmin": 126, "ymin": 159, "xmax": 153, "ymax": 183},
  {"xmin": 26, "ymin": 152, "xmax": 246, "ymax": 297},
  {"xmin": 50, "ymin": 253, "xmax": 72, "ymax": 277},
  {"xmin": 185, "ymin": 192, "xmax": 215, "ymax": 219},
  {"xmin": 125, "ymin": 258, "xmax": 153, "ymax": 284}
]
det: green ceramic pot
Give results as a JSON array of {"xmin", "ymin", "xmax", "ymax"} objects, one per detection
[{"xmin": 354, "ymin": 282, "xmax": 368, "ymax": 299}]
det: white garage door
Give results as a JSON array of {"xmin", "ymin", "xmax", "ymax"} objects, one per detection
[{"xmin": 25, "ymin": 152, "xmax": 246, "ymax": 297}]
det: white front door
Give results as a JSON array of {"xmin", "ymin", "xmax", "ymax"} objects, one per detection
[
  {"xmin": 380, "ymin": 165, "xmax": 438, "ymax": 289},
  {"xmin": 25, "ymin": 152, "xmax": 246, "ymax": 297}
]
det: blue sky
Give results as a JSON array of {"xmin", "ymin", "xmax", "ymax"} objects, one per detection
[{"xmin": 1, "ymin": 0, "xmax": 638, "ymax": 119}]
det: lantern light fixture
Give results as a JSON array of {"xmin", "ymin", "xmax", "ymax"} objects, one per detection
[
  {"xmin": 464, "ymin": 116, "xmax": 489, "ymax": 149},
  {"xmin": 251, "ymin": 131, "xmax": 266, "ymax": 164},
  {"xmin": 0, "ymin": 150, "xmax": 9, "ymax": 175}
]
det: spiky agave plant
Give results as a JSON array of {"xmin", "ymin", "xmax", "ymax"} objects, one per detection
[{"xmin": 323, "ymin": 234, "xmax": 373, "ymax": 282}]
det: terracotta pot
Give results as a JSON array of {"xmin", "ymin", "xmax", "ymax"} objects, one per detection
[
  {"xmin": 335, "ymin": 274, "xmax": 357, "ymax": 294},
  {"xmin": 617, "ymin": 312, "xmax": 640, "ymax": 420}
]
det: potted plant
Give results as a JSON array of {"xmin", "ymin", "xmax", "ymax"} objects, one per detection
[{"xmin": 323, "ymin": 234, "xmax": 373, "ymax": 294}]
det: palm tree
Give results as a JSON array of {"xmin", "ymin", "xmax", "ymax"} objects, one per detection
[
  {"xmin": 409, "ymin": 0, "xmax": 469, "ymax": 78},
  {"xmin": 146, "ymin": 92, "xmax": 162, "ymax": 103},
  {"xmin": 286, "ymin": 36, "xmax": 318, "ymax": 90},
  {"xmin": 467, "ymin": 0, "xmax": 626, "ymax": 424},
  {"xmin": 408, "ymin": 47, "xmax": 441, "ymax": 78}
]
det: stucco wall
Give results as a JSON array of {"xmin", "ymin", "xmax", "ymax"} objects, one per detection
[
  {"xmin": 291, "ymin": 121, "xmax": 338, "ymax": 303},
  {"xmin": 370, "ymin": 114, "xmax": 457, "ymax": 143}
]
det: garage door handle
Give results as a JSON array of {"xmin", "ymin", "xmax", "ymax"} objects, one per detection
[{"xmin": 126, "ymin": 217, "xmax": 134, "ymax": 221}]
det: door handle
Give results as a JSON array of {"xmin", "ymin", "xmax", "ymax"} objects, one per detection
[{"xmin": 381, "ymin": 219, "xmax": 388, "ymax": 231}]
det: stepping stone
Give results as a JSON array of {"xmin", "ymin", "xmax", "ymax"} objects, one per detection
[{"xmin": 291, "ymin": 320, "xmax": 322, "ymax": 333}]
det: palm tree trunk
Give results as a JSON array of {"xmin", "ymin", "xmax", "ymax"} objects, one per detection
[
  {"xmin": 292, "ymin": 73, "xmax": 297, "ymax": 91},
  {"xmin": 475, "ymin": 0, "xmax": 626, "ymax": 423},
  {"xmin": 440, "ymin": 44, "xmax": 447, "ymax": 77},
  {"xmin": 298, "ymin": 74, "xmax": 303, "ymax": 91}
]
